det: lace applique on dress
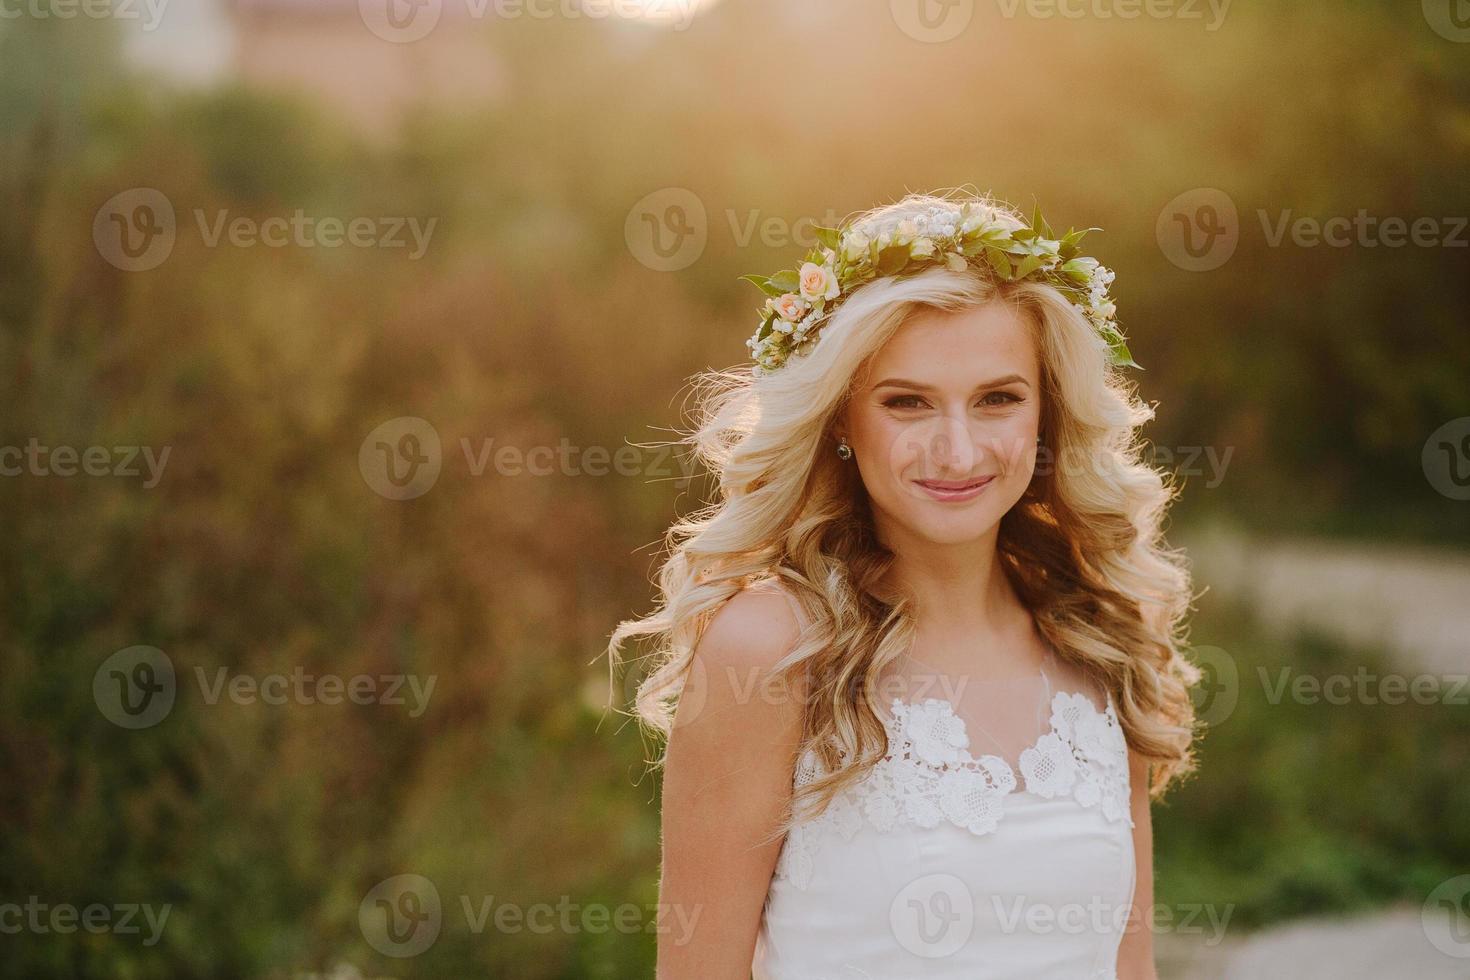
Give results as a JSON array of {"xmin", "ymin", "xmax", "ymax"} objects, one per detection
[{"xmin": 774, "ymin": 689, "xmax": 1134, "ymax": 891}]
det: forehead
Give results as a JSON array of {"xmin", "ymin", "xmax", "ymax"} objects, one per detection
[{"xmin": 864, "ymin": 300, "xmax": 1038, "ymax": 386}]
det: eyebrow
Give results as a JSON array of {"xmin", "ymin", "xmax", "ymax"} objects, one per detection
[{"xmin": 870, "ymin": 373, "xmax": 1031, "ymax": 392}]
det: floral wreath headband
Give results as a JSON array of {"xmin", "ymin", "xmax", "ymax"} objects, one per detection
[{"xmin": 741, "ymin": 198, "xmax": 1138, "ymax": 377}]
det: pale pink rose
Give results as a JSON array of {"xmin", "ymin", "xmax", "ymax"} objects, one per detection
[
  {"xmin": 799, "ymin": 262, "xmax": 840, "ymax": 302},
  {"xmin": 770, "ymin": 292, "xmax": 809, "ymax": 322}
]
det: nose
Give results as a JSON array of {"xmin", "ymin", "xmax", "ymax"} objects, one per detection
[{"xmin": 924, "ymin": 414, "xmax": 977, "ymax": 477}]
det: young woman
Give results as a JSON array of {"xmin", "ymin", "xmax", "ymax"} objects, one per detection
[{"xmin": 608, "ymin": 190, "xmax": 1202, "ymax": 979}]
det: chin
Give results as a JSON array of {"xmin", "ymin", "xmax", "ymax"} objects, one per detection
[
  {"xmin": 910, "ymin": 516, "xmax": 1003, "ymax": 546},
  {"xmin": 894, "ymin": 501, "xmax": 1013, "ymax": 546}
]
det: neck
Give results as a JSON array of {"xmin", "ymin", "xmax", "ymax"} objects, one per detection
[{"xmin": 879, "ymin": 521, "xmax": 1029, "ymax": 641}]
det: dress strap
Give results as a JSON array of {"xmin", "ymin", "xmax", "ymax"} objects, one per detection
[{"xmin": 1036, "ymin": 647, "xmax": 1055, "ymax": 728}]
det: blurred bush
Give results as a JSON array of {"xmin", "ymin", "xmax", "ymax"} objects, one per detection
[{"xmin": 1157, "ymin": 600, "xmax": 1470, "ymax": 932}]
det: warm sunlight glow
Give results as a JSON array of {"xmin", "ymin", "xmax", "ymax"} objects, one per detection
[{"xmin": 606, "ymin": 0, "xmax": 727, "ymax": 29}]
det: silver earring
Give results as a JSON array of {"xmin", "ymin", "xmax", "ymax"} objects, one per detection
[{"xmin": 836, "ymin": 436, "xmax": 853, "ymax": 460}]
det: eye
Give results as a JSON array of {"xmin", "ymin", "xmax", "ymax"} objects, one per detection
[
  {"xmin": 883, "ymin": 394, "xmax": 928, "ymax": 409},
  {"xmin": 979, "ymin": 391, "xmax": 1023, "ymax": 407}
]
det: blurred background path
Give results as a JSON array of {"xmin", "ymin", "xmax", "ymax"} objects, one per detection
[
  {"xmin": 1184, "ymin": 522, "xmax": 1470, "ymax": 678},
  {"xmin": 1159, "ymin": 904, "xmax": 1467, "ymax": 979}
]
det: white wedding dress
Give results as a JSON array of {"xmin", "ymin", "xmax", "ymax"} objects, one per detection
[{"xmin": 751, "ymin": 611, "xmax": 1137, "ymax": 980}]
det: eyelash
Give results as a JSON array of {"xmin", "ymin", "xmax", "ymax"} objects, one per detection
[{"xmin": 883, "ymin": 392, "xmax": 1023, "ymax": 410}]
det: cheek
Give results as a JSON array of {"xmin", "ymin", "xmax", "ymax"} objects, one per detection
[
  {"xmin": 981, "ymin": 414, "xmax": 1041, "ymax": 475},
  {"xmin": 854, "ymin": 417, "xmax": 914, "ymax": 485}
]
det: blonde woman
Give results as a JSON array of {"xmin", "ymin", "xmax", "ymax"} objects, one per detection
[{"xmin": 608, "ymin": 190, "xmax": 1202, "ymax": 979}]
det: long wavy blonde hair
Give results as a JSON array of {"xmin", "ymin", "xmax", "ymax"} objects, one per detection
[{"xmin": 607, "ymin": 190, "xmax": 1203, "ymax": 824}]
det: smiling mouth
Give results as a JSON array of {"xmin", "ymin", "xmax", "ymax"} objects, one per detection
[{"xmin": 913, "ymin": 475, "xmax": 995, "ymax": 499}]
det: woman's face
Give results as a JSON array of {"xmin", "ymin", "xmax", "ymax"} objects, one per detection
[{"xmin": 839, "ymin": 299, "xmax": 1042, "ymax": 547}]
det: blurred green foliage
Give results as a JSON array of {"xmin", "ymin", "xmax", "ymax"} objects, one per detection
[
  {"xmin": 0, "ymin": 1, "xmax": 1467, "ymax": 976},
  {"xmin": 1157, "ymin": 600, "xmax": 1470, "ymax": 932}
]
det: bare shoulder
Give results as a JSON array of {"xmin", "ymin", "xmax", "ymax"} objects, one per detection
[
  {"xmin": 671, "ymin": 580, "xmax": 810, "ymax": 731},
  {"xmin": 696, "ymin": 578, "xmax": 807, "ymax": 675}
]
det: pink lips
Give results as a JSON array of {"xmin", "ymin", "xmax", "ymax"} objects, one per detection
[{"xmin": 913, "ymin": 475, "xmax": 995, "ymax": 502}]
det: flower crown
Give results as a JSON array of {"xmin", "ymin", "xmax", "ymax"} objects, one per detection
[{"xmin": 741, "ymin": 198, "xmax": 1137, "ymax": 376}]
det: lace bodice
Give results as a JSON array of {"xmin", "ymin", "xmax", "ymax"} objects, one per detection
[
  {"xmin": 775, "ymin": 688, "xmax": 1134, "ymax": 891},
  {"xmin": 756, "ymin": 663, "xmax": 1138, "ymax": 980},
  {"xmin": 748, "ymin": 581, "xmax": 1139, "ymax": 979}
]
